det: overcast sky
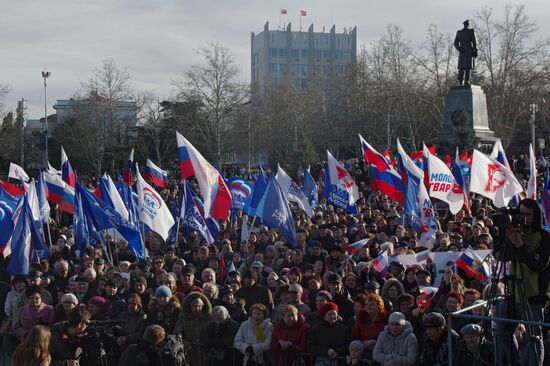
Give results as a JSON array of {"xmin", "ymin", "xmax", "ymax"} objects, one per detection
[{"xmin": 1, "ymin": 0, "xmax": 548, "ymax": 118}]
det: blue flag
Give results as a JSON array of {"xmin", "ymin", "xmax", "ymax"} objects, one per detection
[
  {"xmin": 73, "ymin": 187, "xmax": 90, "ymax": 254},
  {"xmin": 322, "ymin": 162, "xmax": 358, "ymax": 214},
  {"xmin": 77, "ymin": 184, "xmax": 144, "ymax": 259},
  {"xmin": 7, "ymin": 196, "xmax": 49, "ymax": 275},
  {"xmin": 243, "ymin": 165, "xmax": 268, "ymax": 217},
  {"xmin": 302, "ymin": 167, "xmax": 318, "ymax": 209},
  {"xmin": 180, "ymin": 181, "xmax": 216, "ymax": 245},
  {"xmin": 0, "ymin": 188, "xmax": 20, "ymax": 249},
  {"xmin": 255, "ymin": 176, "xmax": 297, "ymax": 246},
  {"xmin": 226, "ymin": 177, "xmax": 254, "ymax": 212},
  {"xmin": 542, "ymin": 164, "xmax": 550, "ymax": 227}
]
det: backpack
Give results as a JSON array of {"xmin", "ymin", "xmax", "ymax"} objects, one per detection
[{"xmin": 158, "ymin": 334, "xmax": 187, "ymax": 366}]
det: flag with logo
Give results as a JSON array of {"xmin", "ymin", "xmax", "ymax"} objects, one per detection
[
  {"xmin": 276, "ymin": 165, "xmax": 313, "ymax": 217},
  {"xmin": 423, "ymin": 144, "xmax": 464, "ymax": 214},
  {"xmin": 136, "ymin": 166, "xmax": 175, "ymax": 241},
  {"xmin": 8, "ymin": 163, "xmax": 29, "ymax": 182},
  {"xmin": 226, "ymin": 177, "xmax": 254, "ymax": 213},
  {"xmin": 255, "ymin": 176, "xmax": 297, "ymax": 246},
  {"xmin": 470, "ymin": 150, "xmax": 523, "ymax": 208},
  {"xmin": 302, "ymin": 167, "xmax": 318, "ymax": 209},
  {"xmin": 323, "ymin": 161, "xmax": 358, "ymax": 214},
  {"xmin": 180, "ymin": 180, "xmax": 216, "ymax": 245},
  {"xmin": 243, "ymin": 165, "xmax": 268, "ymax": 217}
]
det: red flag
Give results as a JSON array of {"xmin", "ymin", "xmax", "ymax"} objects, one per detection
[
  {"xmin": 300, "ymin": 10, "xmax": 307, "ymax": 16},
  {"xmin": 410, "ymin": 146, "xmax": 436, "ymax": 160},
  {"xmin": 445, "ymin": 154, "xmax": 451, "ymax": 168},
  {"xmin": 459, "ymin": 150, "xmax": 470, "ymax": 165}
]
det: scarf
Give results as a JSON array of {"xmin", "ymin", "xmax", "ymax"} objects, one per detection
[{"xmin": 252, "ymin": 322, "xmax": 266, "ymax": 342}]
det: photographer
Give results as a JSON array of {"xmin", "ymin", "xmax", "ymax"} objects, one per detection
[
  {"xmin": 49, "ymin": 307, "xmax": 91, "ymax": 366},
  {"xmin": 494, "ymin": 198, "xmax": 550, "ymax": 366}
]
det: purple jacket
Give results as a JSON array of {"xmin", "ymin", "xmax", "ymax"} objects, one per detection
[{"xmin": 13, "ymin": 303, "xmax": 55, "ymax": 339}]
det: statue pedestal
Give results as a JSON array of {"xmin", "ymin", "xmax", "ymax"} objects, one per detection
[{"xmin": 437, "ymin": 85, "xmax": 496, "ymax": 149}]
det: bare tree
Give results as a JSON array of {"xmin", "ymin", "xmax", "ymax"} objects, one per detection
[{"xmin": 174, "ymin": 43, "xmax": 248, "ymax": 165}]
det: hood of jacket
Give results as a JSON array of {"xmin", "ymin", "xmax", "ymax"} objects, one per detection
[
  {"xmin": 380, "ymin": 278, "xmax": 405, "ymax": 299},
  {"xmin": 181, "ymin": 291, "xmax": 212, "ymax": 319}
]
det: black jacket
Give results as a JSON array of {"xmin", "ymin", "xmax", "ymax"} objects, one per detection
[
  {"xmin": 236, "ymin": 283, "xmax": 274, "ymax": 313},
  {"xmin": 117, "ymin": 342, "xmax": 163, "ymax": 366},
  {"xmin": 49, "ymin": 322, "xmax": 81, "ymax": 366}
]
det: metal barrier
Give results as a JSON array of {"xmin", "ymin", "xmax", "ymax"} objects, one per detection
[
  {"xmin": 189, "ymin": 342, "xmax": 375, "ymax": 366},
  {"xmin": 447, "ymin": 300, "xmax": 550, "ymax": 366}
]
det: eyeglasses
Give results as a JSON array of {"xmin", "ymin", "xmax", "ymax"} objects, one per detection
[{"xmin": 29, "ymin": 296, "xmax": 41, "ymax": 301}]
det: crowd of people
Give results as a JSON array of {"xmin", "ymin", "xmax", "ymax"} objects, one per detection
[{"xmin": 0, "ymin": 159, "xmax": 549, "ymax": 366}]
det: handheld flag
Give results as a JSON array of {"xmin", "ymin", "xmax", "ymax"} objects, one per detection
[
  {"xmin": 542, "ymin": 164, "xmax": 550, "ymax": 225},
  {"xmin": 255, "ymin": 176, "xmax": 297, "ymax": 246},
  {"xmin": 327, "ymin": 151, "xmax": 359, "ymax": 205},
  {"xmin": 176, "ymin": 132, "xmax": 231, "ymax": 220},
  {"xmin": 470, "ymin": 150, "xmax": 523, "ymax": 208},
  {"xmin": 528, "ymin": 143, "xmax": 537, "ymax": 199},
  {"xmin": 323, "ymin": 161, "xmax": 358, "ymax": 214},
  {"xmin": 43, "ymin": 172, "xmax": 75, "ymax": 214},
  {"xmin": 61, "ymin": 147, "xmax": 76, "ymax": 189},
  {"xmin": 36, "ymin": 173, "xmax": 51, "ymax": 224},
  {"xmin": 8, "ymin": 163, "xmax": 29, "ymax": 182},
  {"xmin": 144, "ymin": 159, "xmax": 169, "ymax": 188},
  {"xmin": 342, "ymin": 238, "xmax": 368, "ymax": 254},
  {"xmin": 423, "ymin": 144, "xmax": 464, "ymax": 214},
  {"xmin": 371, "ymin": 250, "xmax": 388, "ymax": 275},
  {"xmin": 456, "ymin": 251, "xmax": 489, "ymax": 282},
  {"xmin": 243, "ymin": 165, "xmax": 268, "ymax": 217},
  {"xmin": 226, "ymin": 178, "xmax": 254, "ymax": 213},
  {"xmin": 415, "ymin": 250, "xmax": 430, "ymax": 263},
  {"xmin": 276, "ymin": 165, "xmax": 313, "ymax": 217},
  {"xmin": 302, "ymin": 167, "xmax": 318, "ymax": 209},
  {"xmin": 180, "ymin": 181, "xmax": 216, "ymax": 245},
  {"xmin": 123, "ymin": 148, "xmax": 134, "ymax": 186},
  {"xmin": 136, "ymin": 166, "xmax": 175, "ymax": 240},
  {"xmin": 451, "ymin": 147, "xmax": 471, "ymax": 215}
]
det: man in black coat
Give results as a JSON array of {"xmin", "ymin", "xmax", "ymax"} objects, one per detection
[
  {"xmin": 49, "ymin": 308, "xmax": 91, "ymax": 366},
  {"xmin": 117, "ymin": 324, "xmax": 166, "ymax": 366},
  {"xmin": 235, "ymin": 270, "xmax": 274, "ymax": 313}
]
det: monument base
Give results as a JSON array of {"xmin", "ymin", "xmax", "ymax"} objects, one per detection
[{"xmin": 437, "ymin": 84, "xmax": 496, "ymax": 150}]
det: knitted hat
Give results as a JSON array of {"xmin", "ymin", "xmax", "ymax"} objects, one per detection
[
  {"xmin": 315, "ymin": 290, "xmax": 333, "ymax": 302},
  {"xmin": 388, "ymin": 312, "xmax": 406, "ymax": 326},
  {"xmin": 349, "ymin": 340, "xmax": 365, "ymax": 352},
  {"xmin": 133, "ymin": 276, "xmax": 147, "ymax": 286},
  {"xmin": 155, "ymin": 285, "xmax": 172, "ymax": 298},
  {"xmin": 61, "ymin": 293, "xmax": 78, "ymax": 305},
  {"xmin": 88, "ymin": 296, "xmax": 108, "ymax": 308},
  {"xmin": 423, "ymin": 312, "xmax": 446, "ymax": 328},
  {"xmin": 319, "ymin": 302, "xmax": 339, "ymax": 318}
]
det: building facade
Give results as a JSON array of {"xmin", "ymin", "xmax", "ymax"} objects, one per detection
[{"xmin": 251, "ymin": 21, "xmax": 357, "ymax": 89}]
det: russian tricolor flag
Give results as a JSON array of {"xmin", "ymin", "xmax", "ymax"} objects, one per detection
[
  {"xmin": 61, "ymin": 147, "xmax": 76, "ymax": 189},
  {"xmin": 144, "ymin": 159, "xmax": 169, "ymax": 188},
  {"xmin": 175, "ymin": 132, "xmax": 231, "ymax": 220},
  {"xmin": 456, "ymin": 251, "xmax": 489, "ymax": 282},
  {"xmin": 371, "ymin": 250, "xmax": 388, "ymax": 275},
  {"xmin": 176, "ymin": 132, "xmax": 194, "ymax": 179},
  {"xmin": 415, "ymin": 249, "xmax": 430, "ymax": 263},
  {"xmin": 342, "ymin": 238, "xmax": 368, "ymax": 254},
  {"xmin": 359, "ymin": 135, "xmax": 404, "ymax": 205},
  {"xmin": 43, "ymin": 172, "xmax": 75, "ymax": 214},
  {"xmin": 123, "ymin": 148, "xmax": 134, "ymax": 186}
]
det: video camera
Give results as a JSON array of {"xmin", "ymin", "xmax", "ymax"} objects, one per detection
[{"xmin": 492, "ymin": 208, "xmax": 526, "ymax": 230}]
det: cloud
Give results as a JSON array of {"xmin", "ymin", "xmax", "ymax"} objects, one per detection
[{"xmin": 0, "ymin": 0, "xmax": 547, "ymax": 117}]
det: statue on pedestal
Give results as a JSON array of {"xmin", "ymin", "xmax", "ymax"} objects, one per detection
[{"xmin": 454, "ymin": 20, "xmax": 478, "ymax": 85}]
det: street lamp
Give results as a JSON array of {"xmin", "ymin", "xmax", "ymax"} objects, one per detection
[{"xmin": 42, "ymin": 68, "xmax": 51, "ymax": 165}]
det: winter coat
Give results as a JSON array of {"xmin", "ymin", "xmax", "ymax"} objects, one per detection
[
  {"xmin": 146, "ymin": 295, "xmax": 180, "ymax": 334},
  {"xmin": 173, "ymin": 291, "xmax": 212, "ymax": 342},
  {"xmin": 234, "ymin": 317, "xmax": 274, "ymax": 365},
  {"xmin": 454, "ymin": 339, "xmax": 495, "ymax": 366},
  {"xmin": 380, "ymin": 278, "xmax": 405, "ymax": 309},
  {"xmin": 270, "ymin": 314, "xmax": 311, "ymax": 366},
  {"xmin": 117, "ymin": 341, "xmax": 163, "ymax": 366},
  {"xmin": 418, "ymin": 326, "xmax": 459, "ymax": 366},
  {"xmin": 307, "ymin": 320, "xmax": 348, "ymax": 357},
  {"xmin": 214, "ymin": 298, "xmax": 248, "ymax": 323},
  {"xmin": 201, "ymin": 318, "xmax": 241, "ymax": 365},
  {"xmin": 54, "ymin": 303, "xmax": 69, "ymax": 323},
  {"xmin": 13, "ymin": 288, "xmax": 53, "ymax": 322},
  {"xmin": 351, "ymin": 309, "xmax": 388, "ymax": 342},
  {"xmin": 13, "ymin": 302, "xmax": 55, "ymax": 339},
  {"xmin": 372, "ymin": 321, "xmax": 419, "ymax": 366},
  {"xmin": 118, "ymin": 308, "xmax": 147, "ymax": 345},
  {"xmin": 330, "ymin": 288, "xmax": 354, "ymax": 322}
]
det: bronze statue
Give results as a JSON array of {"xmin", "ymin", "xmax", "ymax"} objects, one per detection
[{"xmin": 454, "ymin": 20, "xmax": 477, "ymax": 85}]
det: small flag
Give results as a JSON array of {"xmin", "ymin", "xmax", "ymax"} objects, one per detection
[
  {"xmin": 371, "ymin": 250, "xmax": 388, "ymax": 274},
  {"xmin": 280, "ymin": 9, "xmax": 287, "ymax": 15},
  {"xmin": 417, "ymin": 286, "xmax": 439, "ymax": 310},
  {"xmin": 123, "ymin": 148, "xmax": 134, "ymax": 186},
  {"xmin": 456, "ymin": 251, "xmax": 489, "ymax": 282},
  {"xmin": 302, "ymin": 167, "xmax": 318, "ymax": 209},
  {"xmin": 8, "ymin": 163, "xmax": 30, "ymax": 182},
  {"xmin": 415, "ymin": 250, "xmax": 430, "ymax": 263},
  {"xmin": 300, "ymin": 10, "xmax": 307, "ymax": 16},
  {"xmin": 342, "ymin": 239, "xmax": 368, "ymax": 254}
]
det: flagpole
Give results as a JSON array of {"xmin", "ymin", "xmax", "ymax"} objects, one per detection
[
  {"xmin": 174, "ymin": 180, "xmax": 184, "ymax": 247},
  {"xmin": 46, "ymin": 221, "xmax": 53, "ymax": 247},
  {"xmin": 246, "ymin": 215, "xmax": 257, "ymax": 245}
]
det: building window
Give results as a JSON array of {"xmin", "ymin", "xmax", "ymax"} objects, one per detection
[
  {"xmin": 335, "ymin": 51, "xmax": 343, "ymax": 60},
  {"xmin": 270, "ymin": 48, "xmax": 278, "ymax": 58},
  {"xmin": 301, "ymin": 49, "xmax": 308, "ymax": 59},
  {"xmin": 344, "ymin": 51, "xmax": 352, "ymax": 62},
  {"xmin": 301, "ymin": 65, "xmax": 308, "ymax": 75},
  {"xmin": 269, "ymin": 63, "xmax": 278, "ymax": 72},
  {"xmin": 279, "ymin": 63, "xmax": 287, "ymax": 73},
  {"xmin": 323, "ymin": 50, "xmax": 329, "ymax": 59},
  {"xmin": 253, "ymin": 53, "xmax": 259, "ymax": 65},
  {"xmin": 292, "ymin": 64, "xmax": 300, "ymax": 75},
  {"xmin": 279, "ymin": 48, "xmax": 286, "ymax": 58},
  {"xmin": 292, "ymin": 49, "xmax": 300, "ymax": 60},
  {"xmin": 336, "ymin": 65, "xmax": 344, "ymax": 75},
  {"xmin": 315, "ymin": 50, "xmax": 322, "ymax": 60}
]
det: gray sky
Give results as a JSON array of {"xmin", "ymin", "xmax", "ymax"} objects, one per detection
[{"xmin": 1, "ymin": 0, "xmax": 548, "ymax": 118}]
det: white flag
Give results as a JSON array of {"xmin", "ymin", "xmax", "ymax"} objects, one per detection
[
  {"xmin": 136, "ymin": 166, "xmax": 175, "ymax": 241},
  {"xmin": 423, "ymin": 144, "xmax": 465, "ymax": 214},
  {"xmin": 241, "ymin": 215, "xmax": 250, "ymax": 242},
  {"xmin": 276, "ymin": 165, "xmax": 314, "ymax": 217},
  {"xmin": 527, "ymin": 143, "xmax": 537, "ymax": 199},
  {"xmin": 470, "ymin": 150, "xmax": 523, "ymax": 208},
  {"xmin": 326, "ymin": 151, "xmax": 360, "ymax": 205},
  {"xmin": 8, "ymin": 163, "xmax": 29, "ymax": 182}
]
